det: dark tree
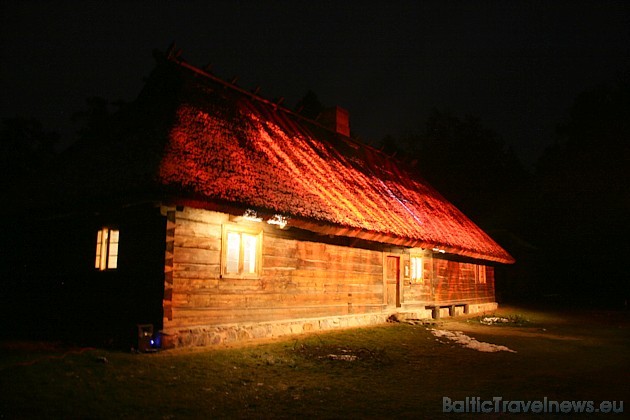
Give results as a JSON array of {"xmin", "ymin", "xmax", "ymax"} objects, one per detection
[
  {"xmin": 71, "ymin": 96, "xmax": 120, "ymax": 139},
  {"xmin": 409, "ymin": 109, "xmax": 531, "ymax": 229},
  {"xmin": 0, "ymin": 117, "xmax": 59, "ymax": 186},
  {"xmin": 376, "ymin": 110, "xmax": 537, "ymax": 302},
  {"xmin": 533, "ymin": 76, "xmax": 630, "ymax": 304},
  {"xmin": 295, "ymin": 90, "xmax": 325, "ymax": 120}
]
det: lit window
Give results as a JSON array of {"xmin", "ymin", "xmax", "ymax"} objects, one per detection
[
  {"xmin": 95, "ymin": 227, "xmax": 119, "ymax": 270},
  {"xmin": 476, "ymin": 265, "xmax": 487, "ymax": 284},
  {"xmin": 410, "ymin": 256, "xmax": 423, "ymax": 283},
  {"xmin": 221, "ymin": 225, "xmax": 262, "ymax": 277}
]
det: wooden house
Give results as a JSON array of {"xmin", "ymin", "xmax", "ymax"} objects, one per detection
[{"xmin": 17, "ymin": 47, "xmax": 514, "ymax": 348}]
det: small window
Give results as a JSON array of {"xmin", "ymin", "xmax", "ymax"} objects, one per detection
[
  {"xmin": 221, "ymin": 225, "xmax": 262, "ymax": 278},
  {"xmin": 410, "ymin": 256, "xmax": 423, "ymax": 283},
  {"xmin": 476, "ymin": 265, "xmax": 487, "ymax": 284},
  {"xmin": 95, "ymin": 227, "xmax": 119, "ymax": 270}
]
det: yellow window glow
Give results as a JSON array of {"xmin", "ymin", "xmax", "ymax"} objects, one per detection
[
  {"xmin": 95, "ymin": 227, "xmax": 119, "ymax": 270},
  {"xmin": 242, "ymin": 234, "xmax": 257, "ymax": 274},
  {"xmin": 410, "ymin": 256, "xmax": 423, "ymax": 282},
  {"xmin": 95, "ymin": 229, "xmax": 103, "ymax": 269},
  {"xmin": 226, "ymin": 232, "xmax": 241, "ymax": 274},
  {"xmin": 222, "ymin": 225, "xmax": 262, "ymax": 278},
  {"xmin": 108, "ymin": 229, "xmax": 119, "ymax": 269}
]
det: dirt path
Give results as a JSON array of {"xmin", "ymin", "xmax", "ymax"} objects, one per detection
[
  {"xmin": 436, "ymin": 305, "xmax": 628, "ymax": 341},
  {"xmin": 439, "ymin": 319, "xmax": 584, "ymax": 341}
]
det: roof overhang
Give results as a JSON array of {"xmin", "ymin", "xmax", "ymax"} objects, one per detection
[{"xmin": 164, "ymin": 196, "xmax": 515, "ymax": 264}]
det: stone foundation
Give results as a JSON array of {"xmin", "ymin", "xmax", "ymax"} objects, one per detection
[
  {"xmin": 393, "ymin": 308, "xmax": 434, "ymax": 320},
  {"xmin": 162, "ymin": 313, "xmax": 390, "ymax": 348},
  {"xmin": 394, "ymin": 302, "xmax": 497, "ymax": 322},
  {"xmin": 160, "ymin": 302, "xmax": 499, "ymax": 349},
  {"xmin": 468, "ymin": 302, "xmax": 498, "ymax": 314}
]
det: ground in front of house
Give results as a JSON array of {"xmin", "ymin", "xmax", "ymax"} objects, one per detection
[{"xmin": 1, "ymin": 305, "xmax": 628, "ymax": 418}]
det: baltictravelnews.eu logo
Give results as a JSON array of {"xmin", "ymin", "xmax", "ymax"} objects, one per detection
[{"xmin": 443, "ymin": 397, "xmax": 623, "ymax": 414}]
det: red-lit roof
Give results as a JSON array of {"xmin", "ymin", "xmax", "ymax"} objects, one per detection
[{"xmin": 156, "ymin": 57, "xmax": 514, "ymax": 264}]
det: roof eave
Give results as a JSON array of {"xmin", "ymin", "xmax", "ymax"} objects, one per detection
[
  {"xmin": 287, "ymin": 218, "xmax": 515, "ymax": 265},
  {"xmin": 162, "ymin": 196, "xmax": 514, "ymax": 264}
]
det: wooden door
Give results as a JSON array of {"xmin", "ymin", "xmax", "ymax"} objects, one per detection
[{"xmin": 385, "ymin": 255, "xmax": 401, "ymax": 307}]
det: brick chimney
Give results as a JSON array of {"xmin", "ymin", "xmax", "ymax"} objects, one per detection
[{"xmin": 318, "ymin": 106, "xmax": 350, "ymax": 137}]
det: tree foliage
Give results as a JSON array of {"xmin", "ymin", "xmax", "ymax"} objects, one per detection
[
  {"xmin": 419, "ymin": 110, "xmax": 529, "ymax": 223},
  {"xmin": 536, "ymin": 78, "xmax": 629, "ymax": 232},
  {"xmin": 381, "ymin": 109, "xmax": 531, "ymax": 232},
  {"xmin": 71, "ymin": 96, "xmax": 125, "ymax": 140},
  {"xmin": 533, "ymin": 76, "xmax": 630, "ymax": 300},
  {"xmin": 0, "ymin": 117, "xmax": 59, "ymax": 184},
  {"xmin": 295, "ymin": 90, "xmax": 325, "ymax": 120}
]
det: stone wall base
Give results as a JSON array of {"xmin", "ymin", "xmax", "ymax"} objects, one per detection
[
  {"xmin": 162, "ymin": 313, "xmax": 390, "ymax": 349},
  {"xmin": 393, "ymin": 302, "xmax": 498, "ymax": 322},
  {"xmin": 467, "ymin": 302, "xmax": 498, "ymax": 314},
  {"xmin": 161, "ymin": 302, "xmax": 499, "ymax": 349}
]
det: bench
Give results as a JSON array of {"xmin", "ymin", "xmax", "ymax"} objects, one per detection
[{"xmin": 425, "ymin": 303, "xmax": 469, "ymax": 319}]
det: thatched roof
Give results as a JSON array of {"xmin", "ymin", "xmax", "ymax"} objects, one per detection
[{"xmin": 46, "ymin": 49, "xmax": 513, "ymax": 264}]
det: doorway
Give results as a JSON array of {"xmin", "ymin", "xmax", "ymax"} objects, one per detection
[{"xmin": 385, "ymin": 255, "xmax": 401, "ymax": 307}]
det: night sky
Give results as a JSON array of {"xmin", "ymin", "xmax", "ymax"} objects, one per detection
[{"xmin": 1, "ymin": 1, "xmax": 628, "ymax": 168}]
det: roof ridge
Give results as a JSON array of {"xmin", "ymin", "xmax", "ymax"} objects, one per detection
[
  {"xmin": 155, "ymin": 46, "xmax": 513, "ymax": 263},
  {"xmin": 163, "ymin": 45, "xmax": 398, "ymax": 163}
]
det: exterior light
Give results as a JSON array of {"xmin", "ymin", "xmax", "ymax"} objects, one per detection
[
  {"xmin": 267, "ymin": 214, "xmax": 289, "ymax": 229},
  {"xmin": 242, "ymin": 209, "xmax": 262, "ymax": 222}
]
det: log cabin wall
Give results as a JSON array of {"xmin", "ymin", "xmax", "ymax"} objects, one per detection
[
  {"xmin": 3, "ymin": 203, "xmax": 167, "ymax": 346},
  {"xmin": 398, "ymin": 250, "xmax": 495, "ymax": 311},
  {"xmin": 161, "ymin": 205, "xmax": 497, "ymax": 346},
  {"xmin": 104, "ymin": 204, "xmax": 167, "ymax": 341},
  {"xmin": 400, "ymin": 248, "xmax": 434, "ymax": 307},
  {"xmin": 164, "ymin": 206, "xmax": 386, "ymax": 333},
  {"xmin": 87, "ymin": 204, "xmax": 167, "ymax": 345},
  {"xmin": 431, "ymin": 257, "xmax": 495, "ymax": 304}
]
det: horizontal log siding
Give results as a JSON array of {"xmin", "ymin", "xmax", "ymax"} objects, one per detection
[
  {"xmin": 166, "ymin": 207, "xmax": 385, "ymax": 329},
  {"xmin": 432, "ymin": 259, "xmax": 495, "ymax": 304},
  {"xmin": 402, "ymin": 252, "xmax": 433, "ymax": 304},
  {"xmin": 403, "ymin": 283, "xmax": 432, "ymax": 304}
]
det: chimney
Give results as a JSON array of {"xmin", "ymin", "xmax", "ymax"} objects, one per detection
[{"xmin": 318, "ymin": 106, "xmax": 350, "ymax": 137}]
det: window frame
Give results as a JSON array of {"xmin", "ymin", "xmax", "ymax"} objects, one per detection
[
  {"xmin": 95, "ymin": 227, "xmax": 119, "ymax": 271},
  {"xmin": 409, "ymin": 255, "xmax": 423, "ymax": 284},
  {"xmin": 220, "ymin": 223, "xmax": 263, "ymax": 279},
  {"xmin": 476, "ymin": 265, "xmax": 487, "ymax": 284}
]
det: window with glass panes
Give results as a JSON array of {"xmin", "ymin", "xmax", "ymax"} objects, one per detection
[
  {"xmin": 95, "ymin": 227, "xmax": 119, "ymax": 270},
  {"xmin": 476, "ymin": 265, "xmax": 487, "ymax": 284},
  {"xmin": 221, "ymin": 225, "xmax": 262, "ymax": 278},
  {"xmin": 410, "ymin": 256, "xmax": 423, "ymax": 283}
]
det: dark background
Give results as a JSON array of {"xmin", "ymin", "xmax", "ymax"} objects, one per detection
[
  {"xmin": 1, "ymin": 1, "xmax": 629, "ymax": 315},
  {"xmin": 2, "ymin": 1, "xmax": 628, "ymax": 167}
]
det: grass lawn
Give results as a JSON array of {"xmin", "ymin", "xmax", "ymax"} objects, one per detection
[{"xmin": 1, "ymin": 305, "xmax": 628, "ymax": 419}]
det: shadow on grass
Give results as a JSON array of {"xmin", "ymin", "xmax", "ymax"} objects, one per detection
[{"xmin": 1, "ymin": 305, "xmax": 628, "ymax": 418}]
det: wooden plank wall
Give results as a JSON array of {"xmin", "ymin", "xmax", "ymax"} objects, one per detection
[
  {"xmin": 432, "ymin": 259, "xmax": 495, "ymax": 304},
  {"xmin": 164, "ymin": 207, "xmax": 385, "ymax": 329},
  {"xmin": 401, "ymin": 251, "xmax": 495, "ymax": 308},
  {"xmin": 402, "ymin": 252, "xmax": 433, "ymax": 304}
]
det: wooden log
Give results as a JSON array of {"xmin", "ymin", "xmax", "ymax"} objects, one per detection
[
  {"xmin": 173, "ymin": 247, "xmax": 220, "ymax": 265},
  {"xmin": 167, "ymin": 304, "xmax": 385, "ymax": 328}
]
